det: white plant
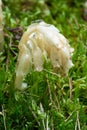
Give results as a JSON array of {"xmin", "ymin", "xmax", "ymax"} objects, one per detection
[
  {"xmin": 15, "ymin": 21, "xmax": 74, "ymax": 90},
  {"xmin": 0, "ymin": 0, "xmax": 4, "ymax": 51}
]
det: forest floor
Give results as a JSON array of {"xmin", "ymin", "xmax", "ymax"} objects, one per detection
[{"xmin": 0, "ymin": 0, "xmax": 87, "ymax": 130}]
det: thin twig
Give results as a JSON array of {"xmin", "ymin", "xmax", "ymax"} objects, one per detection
[
  {"xmin": 77, "ymin": 111, "xmax": 81, "ymax": 130},
  {"xmin": 75, "ymin": 111, "xmax": 81, "ymax": 130}
]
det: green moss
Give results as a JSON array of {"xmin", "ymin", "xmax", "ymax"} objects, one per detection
[{"xmin": 0, "ymin": 0, "xmax": 87, "ymax": 129}]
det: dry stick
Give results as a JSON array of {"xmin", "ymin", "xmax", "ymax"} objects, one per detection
[
  {"xmin": 2, "ymin": 105, "xmax": 6, "ymax": 130},
  {"xmin": 75, "ymin": 111, "xmax": 81, "ymax": 130},
  {"xmin": 77, "ymin": 111, "xmax": 81, "ymax": 130},
  {"xmin": 69, "ymin": 78, "xmax": 72, "ymax": 100}
]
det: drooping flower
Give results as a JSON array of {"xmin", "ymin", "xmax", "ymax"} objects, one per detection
[{"xmin": 15, "ymin": 21, "xmax": 74, "ymax": 90}]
